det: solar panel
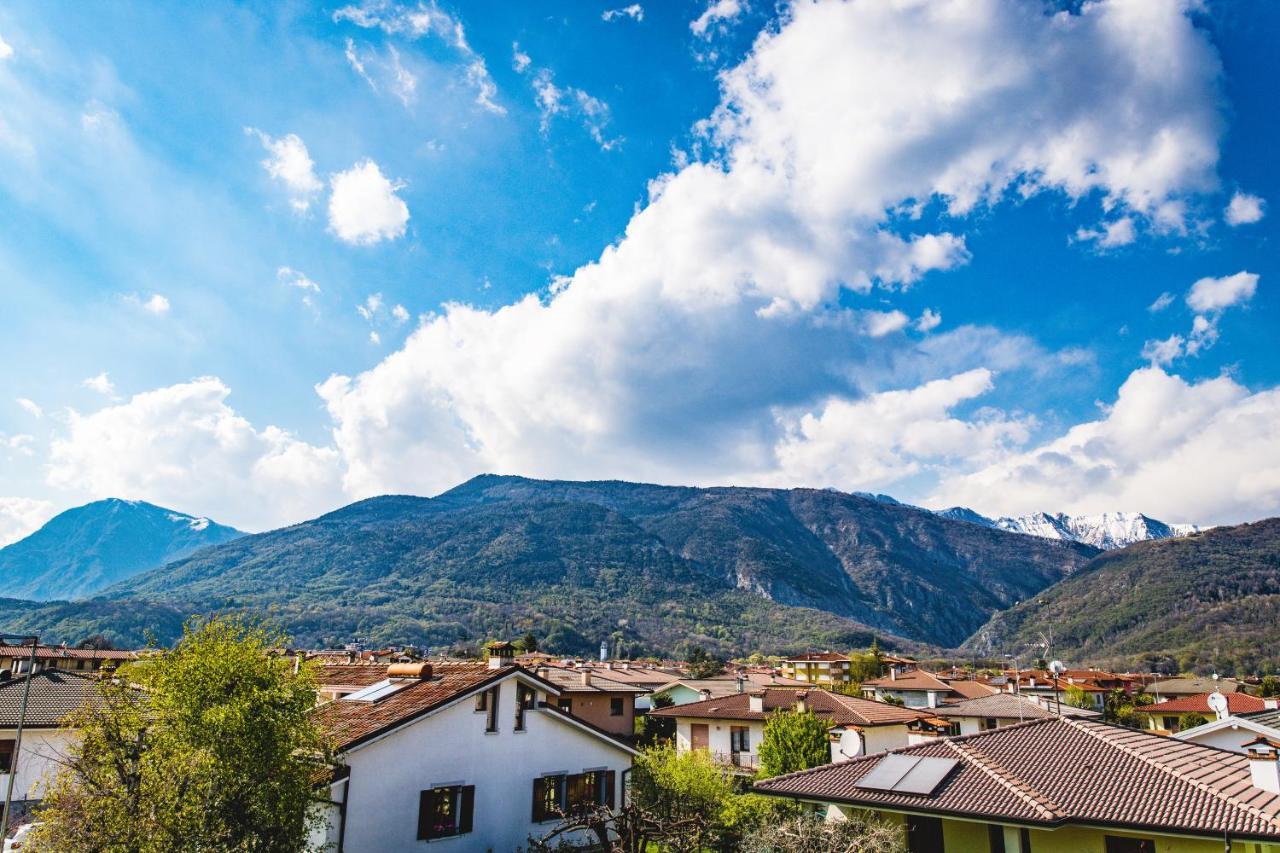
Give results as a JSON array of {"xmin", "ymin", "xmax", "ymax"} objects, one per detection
[
  {"xmin": 342, "ymin": 679, "xmax": 413, "ymax": 703},
  {"xmin": 855, "ymin": 754, "xmax": 958, "ymax": 795}
]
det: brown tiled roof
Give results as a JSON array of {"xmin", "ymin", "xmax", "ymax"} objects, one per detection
[
  {"xmin": 945, "ymin": 680, "xmax": 1000, "ymax": 700},
  {"xmin": 1135, "ymin": 692, "xmax": 1267, "ymax": 714},
  {"xmin": 0, "ymin": 645, "xmax": 139, "ymax": 661},
  {"xmin": 0, "ymin": 670, "xmax": 113, "ymax": 727},
  {"xmin": 653, "ymin": 676, "xmax": 810, "ymax": 700},
  {"xmin": 648, "ymin": 688, "xmax": 929, "ymax": 728},
  {"xmin": 314, "ymin": 664, "xmax": 391, "ymax": 689},
  {"xmin": 755, "ymin": 717, "xmax": 1280, "ymax": 839},
  {"xmin": 533, "ymin": 667, "xmax": 649, "ymax": 694},
  {"xmin": 1149, "ymin": 677, "xmax": 1243, "ymax": 695},
  {"xmin": 931, "ymin": 694, "xmax": 1099, "ymax": 720},
  {"xmin": 862, "ymin": 670, "xmax": 952, "ymax": 691},
  {"xmin": 313, "ymin": 663, "xmax": 517, "ymax": 750},
  {"xmin": 785, "ymin": 651, "xmax": 849, "ymax": 663}
]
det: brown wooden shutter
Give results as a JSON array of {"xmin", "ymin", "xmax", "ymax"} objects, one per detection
[
  {"xmin": 416, "ymin": 790, "xmax": 432, "ymax": 840},
  {"xmin": 604, "ymin": 770, "xmax": 616, "ymax": 809},
  {"xmin": 459, "ymin": 785, "xmax": 475, "ymax": 834}
]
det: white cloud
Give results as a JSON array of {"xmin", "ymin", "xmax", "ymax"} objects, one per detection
[
  {"xmin": 691, "ymin": 0, "xmax": 744, "ymax": 37},
  {"xmin": 357, "ymin": 293, "xmax": 384, "ymax": 321},
  {"xmin": 334, "ymin": 1, "xmax": 503, "ymax": 114},
  {"xmin": 247, "ymin": 129, "xmax": 323, "ymax": 212},
  {"xmin": 82, "ymin": 372, "xmax": 116, "ymax": 397},
  {"xmin": 387, "ymin": 45, "xmax": 417, "ymax": 107},
  {"xmin": 47, "ymin": 378, "xmax": 341, "ymax": 531},
  {"xmin": 328, "ymin": 159, "xmax": 410, "ymax": 245},
  {"xmin": 512, "ymin": 43, "xmax": 531, "ymax": 74},
  {"xmin": 1141, "ymin": 333, "xmax": 1184, "ymax": 366},
  {"xmin": 1148, "ymin": 291, "xmax": 1175, "ymax": 312},
  {"xmin": 1187, "ymin": 270, "xmax": 1258, "ymax": 314},
  {"xmin": 0, "ymin": 433, "xmax": 34, "ymax": 457},
  {"xmin": 863, "ymin": 309, "xmax": 910, "ymax": 338},
  {"xmin": 15, "ymin": 398, "xmax": 42, "ymax": 418},
  {"xmin": 1225, "ymin": 191, "xmax": 1265, "ymax": 226},
  {"xmin": 1074, "ymin": 216, "xmax": 1136, "ymax": 249},
  {"xmin": 392, "ymin": 304, "xmax": 410, "ymax": 323},
  {"xmin": 278, "ymin": 266, "xmax": 320, "ymax": 293},
  {"xmin": 344, "ymin": 38, "xmax": 377, "ymax": 93},
  {"xmin": 915, "ymin": 308, "xmax": 942, "ymax": 333},
  {"xmin": 0, "ymin": 497, "xmax": 55, "ymax": 548},
  {"xmin": 931, "ymin": 367, "xmax": 1280, "ymax": 526},
  {"xmin": 602, "ymin": 5, "xmax": 644, "ymax": 23},
  {"xmin": 523, "ymin": 60, "xmax": 620, "ymax": 151},
  {"xmin": 314, "ymin": 0, "xmax": 1229, "ymax": 505},
  {"xmin": 0, "ymin": 33, "xmax": 13, "ymax": 61},
  {"xmin": 369, "ymin": 331, "xmax": 382, "ymax": 345},
  {"xmin": 123, "ymin": 292, "xmax": 170, "ymax": 315}
]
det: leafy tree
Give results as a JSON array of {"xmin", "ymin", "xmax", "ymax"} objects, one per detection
[
  {"xmin": 684, "ymin": 645, "xmax": 725, "ymax": 679},
  {"xmin": 515, "ymin": 631, "xmax": 539, "ymax": 653},
  {"xmin": 741, "ymin": 812, "xmax": 906, "ymax": 853},
  {"xmin": 1260, "ymin": 675, "xmax": 1279, "ymax": 698},
  {"xmin": 639, "ymin": 693, "xmax": 677, "ymax": 747},
  {"xmin": 847, "ymin": 651, "xmax": 882, "ymax": 684},
  {"xmin": 1181, "ymin": 711, "xmax": 1209, "ymax": 729},
  {"xmin": 33, "ymin": 615, "xmax": 331, "ymax": 852},
  {"xmin": 757, "ymin": 710, "xmax": 830, "ymax": 779},
  {"xmin": 1064, "ymin": 685, "xmax": 1093, "ymax": 709},
  {"xmin": 76, "ymin": 633, "xmax": 117, "ymax": 651}
]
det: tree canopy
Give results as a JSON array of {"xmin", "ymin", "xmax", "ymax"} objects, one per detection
[{"xmin": 758, "ymin": 710, "xmax": 831, "ymax": 779}]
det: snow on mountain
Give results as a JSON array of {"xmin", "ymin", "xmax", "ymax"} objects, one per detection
[{"xmin": 936, "ymin": 507, "xmax": 1202, "ymax": 550}]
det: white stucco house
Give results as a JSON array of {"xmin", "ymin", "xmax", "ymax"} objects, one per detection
[
  {"xmin": 1176, "ymin": 709, "xmax": 1280, "ymax": 752},
  {"xmin": 309, "ymin": 653, "xmax": 637, "ymax": 853},
  {"xmin": 647, "ymin": 687, "xmax": 934, "ymax": 772}
]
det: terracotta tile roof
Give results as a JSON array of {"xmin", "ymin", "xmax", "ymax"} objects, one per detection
[
  {"xmin": 785, "ymin": 651, "xmax": 849, "ymax": 663},
  {"xmin": 315, "ymin": 663, "xmax": 391, "ymax": 689},
  {"xmin": 755, "ymin": 717, "xmax": 1280, "ymax": 839},
  {"xmin": 532, "ymin": 667, "xmax": 649, "ymax": 694},
  {"xmin": 931, "ymin": 694, "xmax": 1099, "ymax": 720},
  {"xmin": 648, "ymin": 688, "xmax": 930, "ymax": 728},
  {"xmin": 313, "ymin": 663, "xmax": 519, "ymax": 750},
  {"xmin": 0, "ymin": 645, "xmax": 139, "ymax": 661},
  {"xmin": 862, "ymin": 670, "xmax": 952, "ymax": 691},
  {"xmin": 945, "ymin": 680, "xmax": 1000, "ymax": 700},
  {"xmin": 0, "ymin": 670, "xmax": 113, "ymax": 728},
  {"xmin": 1135, "ymin": 692, "xmax": 1267, "ymax": 714}
]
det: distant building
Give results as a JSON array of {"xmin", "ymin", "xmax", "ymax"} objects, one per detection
[
  {"xmin": 780, "ymin": 651, "xmax": 853, "ymax": 685},
  {"xmin": 0, "ymin": 644, "xmax": 138, "ymax": 674},
  {"xmin": 912, "ymin": 692, "xmax": 1100, "ymax": 739},
  {"xmin": 650, "ymin": 673, "xmax": 812, "ymax": 707},
  {"xmin": 755, "ymin": 716, "xmax": 1280, "ymax": 852},
  {"xmin": 1177, "ymin": 709, "xmax": 1280, "ymax": 752},
  {"xmin": 1134, "ymin": 691, "xmax": 1272, "ymax": 734},
  {"xmin": 530, "ymin": 665, "xmax": 648, "ymax": 738},
  {"xmin": 1148, "ymin": 676, "xmax": 1244, "ymax": 699}
]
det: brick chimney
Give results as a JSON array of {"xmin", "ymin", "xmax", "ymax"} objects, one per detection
[
  {"xmin": 580, "ymin": 670, "xmax": 593, "ymax": 687},
  {"xmin": 748, "ymin": 691, "xmax": 765, "ymax": 713},
  {"xmin": 1245, "ymin": 737, "xmax": 1280, "ymax": 794}
]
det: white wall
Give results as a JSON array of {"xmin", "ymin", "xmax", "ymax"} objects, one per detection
[
  {"xmin": 0, "ymin": 728, "xmax": 76, "ymax": 802},
  {"xmin": 674, "ymin": 717, "xmax": 764, "ymax": 762},
  {"xmin": 319, "ymin": 676, "xmax": 634, "ymax": 853},
  {"xmin": 1179, "ymin": 722, "xmax": 1274, "ymax": 752}
]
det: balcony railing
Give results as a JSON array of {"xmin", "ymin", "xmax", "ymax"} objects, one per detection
[{"xmin": 711, "ymin": 750, "xmax": 759, "ymax": 771}]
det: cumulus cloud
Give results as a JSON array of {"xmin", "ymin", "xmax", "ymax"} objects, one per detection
[
  {"xmin": 0, "ymin": 33, "xmax": 13, "ymax": 61},
  {"xmin": 15, "ymin": 398, "xmax": 42, "ymax": 418},
  {"xmin": 392, "ymin": 304, "xmax": 410, "ymax": 323},
  {"xmin": 1141, "ymin": 333, "xmax": 1185, "ymax": 367},
  {"xmin": 1143, "ymin": 271, "xmax": 1257, "ymax": 364},
  {"xmin": 0, "ymin": 497, "xmax": 54, "ymax": 548},
  {"xmin": 82, "ymin": 372, "xmax": 116, "ymax": 397},
  {"xmin": 862, "ymin": 310, "xmax": 910, "ymax": 338},
  {"xmin": 915, "ymin": 309, "xmax": 942, "ymax": 333},
  {"xmin": 691, "ymin": 0, "xmax": 744, "ymax": 37},
  {"xmin": 47, "ymin": 378, "xmax": 341, "ymax": 531},
  {"xmin": 314, "ymin": 0, "xmax": 1230, "ymax": 506},
  {"xmin": 931, "ymin": 368, "xmax": 1280, "ymax": 525},
  {"xmin": 1074, "ymin": 216, "xmax": 1136, "ymax": 249},
  {"xmin": 1187, "ymin": 270, "xmax": 1258, "ymax": 313},
  {"xmin": 511, "ymin": 43, "xmax": 531, "ymax": 74},
  {"xmin": 1225, "ymin": 191, "xmax": 1265, "ymax": 226},
  {"xmin": 328, "ymin": 159, "xmax": 410, "ymax": 245},
  {"xmin": 247, "ymin": 129, "xmax": 323, "ymax": 212},
  {"xmin": 602, "ymin": 5, "xmax": 644, "ymax": 23}
]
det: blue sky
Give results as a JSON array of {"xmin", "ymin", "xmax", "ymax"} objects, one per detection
[{"xmin": 0, "ymin": 0, "xmax": 1276, "ymax": 540}]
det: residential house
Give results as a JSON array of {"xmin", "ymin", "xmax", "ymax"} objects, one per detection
[
  {"xmin": 1148, "ymin": 676, "xmax": 1244, "ymax": 700},
  {"xmin": 650, "ymin": 673, "xmax": 811, "ymax": 707},
  {"xmin": 999, "ymin": 671, "xmax": 1109, "ymax": 711},
  {"xmin": 1135, "ymin": 692, "xmax": 1272, "ymax": 734},
  {"xmin": 755, "ymin": 716, "xmax": 1280, "ymax": 853},
  {"xmin": 1177, "ymin": 709, "xmax": 1280, "ymax": 753},
  {"xmin": 912, "ymin": 693, "xmax": 1100, "ymax": 739},
  {"xmin": 309, "ymin": 655, "xmax": 636, "ymax": 853},
  {"xmin": 0, "ymin": 644, "xmax": 138, "ymax": 674},
  {"xmin": 531, "ymin": 666, "xmax": 648, "ymax": 738},
  {"xmin": 781, "ymin": 652, "xmax": 854, "ymax": 685},
  {"xmin": 861, "ymin": 670, "xmax": 959, "ymax": 709},
  {"xmin": 647, "ymin": 688, "xmax": 933, "ymax": 773},
  {"xmin": 553, "ymin": 662, "xmax": 682, "ymax": 711}
]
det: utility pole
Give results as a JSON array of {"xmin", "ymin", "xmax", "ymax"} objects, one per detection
[{"xmin": 0, "ymin": 634, "xmax": 38, "ymax": 844}]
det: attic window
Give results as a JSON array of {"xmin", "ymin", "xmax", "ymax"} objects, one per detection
[{"xmin": 341, "ymin": 679, "xmax": 413, "ymax": 703}]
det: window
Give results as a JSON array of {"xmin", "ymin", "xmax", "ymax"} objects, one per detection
[
  {"xmin": 906, "ymin": 815, "xmax": 944, "ymax": 853},
  {"xmin": 475, "ymin": 690, "xmax": 488, "ymax": 713},
  {"xmin": 1105, "ymin": 837, "xmax": 1154, "ymax": 853},
  {"xmin": 1020, "ymin": 828, "xmax": 1032, "ymax": 853},
  {"xmin": 558, "ymin": 697, "xmax": 572, "ymax": 713},
  {"xmin": 531, "ymin": 771, "xmax": 616, "ymax": 822},
  {"xmin": 0, "ymin": 740, "xmax": 13, "ymax": 774},
  {"xmin": 610, "ymin": 697, "xmax": 624, "ymax": 717},
  {"xmin": 515, "ymin": 683, "xmax": 535, "ymax": 731},
  {"xmin": 988, "ymin": 824, "xmax": 1005, "ymax": 853},
  {"xmin": 981, "ymin": 717, "xmax": 998, "ymax": 731},
  {"xmin": 730, "ymin": 726, "xmax": 750, "ymax": 753},
  {"xmin": 417, "ymin": 785, "xmax": 474, "ymax": 840},
  {"xmin": 486, "ymin": 686, "xmax": 499, "ymax": 733}
]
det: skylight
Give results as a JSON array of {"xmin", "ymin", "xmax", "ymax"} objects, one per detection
[
  {"xmin": 854, "ymin": 754, "xmax": 958, "ymax": 795},
  {"xmin": 341, "ymin": 679, "xmax": 413, "ymax": 703}
]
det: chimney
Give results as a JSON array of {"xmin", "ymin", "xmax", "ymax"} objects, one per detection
[
  {"xmin": 487, "ymin": 641, "xmax": 516, "ymax": 670},
  {"xmin": 748, "ymin": 691, "xmax": 765, "ymax": 712},
  {"xmin": 699, "ymin": 688, "xmax": 712, "ymax": 701},
  {"xmin": 1266, "ymin": 698, "xmax": 1279, "ymax": 711},
  {"xmin": 795, "ymin": 691, "xmax": 808, "ymax": 714},
  {"xmin": 581, "ymin": 670, "xmax": 593, "ymax": 688},
  {"xmin": 889, "ymin": 668, "xmax": 896, "ymax": 681},
  {"xmin": 736, "ymin": 674, "xmax": 746, "ymax": 694},
  {"xmin": 605, "ymin": 661, "xmax": 614, "ymax": 670},
  {"xmin": 387, "ymin": 662, "xmax": 433, "ymax": 680},
  {"xmin": 1245, "ymin": 737, "xmax": 1280, "ymax": 795},
  {"xmin": 536, "ymin": 666, "xmax": 550, "ymax": 679}
]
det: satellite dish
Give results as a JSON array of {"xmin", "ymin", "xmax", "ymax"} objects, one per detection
[
  {"xmin": 1206, "ymin": 691, "xmax": 1229, "ymax": 721},
  {"xmin": 1049, "ymin": 660, "xmax": 1065, "ymax": 676}
]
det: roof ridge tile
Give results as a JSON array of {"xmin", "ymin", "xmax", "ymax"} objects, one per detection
[{"xmin": 942, "ymin": 737, "xmax": 1065, "ymax": 822}]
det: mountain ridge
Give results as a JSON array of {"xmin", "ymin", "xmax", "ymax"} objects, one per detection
[{"xmin": 935, "ymin": 507, "xmax": 1202, "ymax": 550}]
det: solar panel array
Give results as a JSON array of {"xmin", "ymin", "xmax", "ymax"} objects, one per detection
[{"xmin": 854, "ymin": 754, "xmax": 958, "ymax": 795}]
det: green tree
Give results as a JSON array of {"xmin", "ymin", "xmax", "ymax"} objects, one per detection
[
  {"xmin": 1181, "ymin": 711, "xmax": 1209, "ymax": 729},
  {"xmin": 1064, "ymin": 685, "xmax": 1093, "ymax": 709},
  {"xmin": 757, "ymin": 710, "xmax": 831, "ymax": 779},
  {"xmin": 33, "ymin": 615, "xmax": 331, "ymax": 852},
  {"xmin": 684, "ymin": 645, "xmax": 725, "ymax": 679},
  {"xmin": 515, "ymin": 631, "xmax": 539, "ymax": 653},
  {"xmin": 1260, "ymin": 675, "xmax": 1279, "ymax": 698},
  {"xmin": 847, "ymin": 652, "xmax": 882, "ymax": 685},
  {"xmin": 639, "ymin": 693, "xmax": 677, "ymax": 747},
  {"xmin": 741, "ymin": 812, "xmax": 906, "ymax": 853}
]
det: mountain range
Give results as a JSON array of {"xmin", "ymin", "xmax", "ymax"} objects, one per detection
[
  {"xmin": 934, "ymin": 508, "xmax": 1201, "ymax": 550},
  {"xmin": 0, "ymin": 476, "xmax": 1097, "ymax": 654},
  {"xmin": 0, "ymin": 498, "xmax": 243, "ymax": 600}
]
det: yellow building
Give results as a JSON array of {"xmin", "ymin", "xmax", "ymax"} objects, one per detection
[
  {"xmin": 780, "ymin": 651, "xmax": 852, "ymax": 685},
  {"xmin": 755, "ymin": 716, "xmax": 1280, "ymax": 853}
]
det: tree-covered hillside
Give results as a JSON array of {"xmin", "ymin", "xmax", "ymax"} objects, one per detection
[{"xmin": 968, "ymin": 518, "xmax": 1280, "ymax": 674}]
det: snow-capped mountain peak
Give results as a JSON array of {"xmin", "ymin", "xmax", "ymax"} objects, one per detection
[{"xmin": 936, "ymin": 507, "xmax": 1202, "ymax": 549}]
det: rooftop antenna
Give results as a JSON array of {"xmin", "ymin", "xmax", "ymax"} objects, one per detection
[{"xmin": 1049, "ymin": 660, "xmax": 1066, "ymax": 717}]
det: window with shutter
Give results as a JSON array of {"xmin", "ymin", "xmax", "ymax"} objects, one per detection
[
  {"xmin": 417, "ymin": 784, "xmax": 474, "ymax": 840},
  {"xmin": 532, "ymin": 774, "xmax": 566, "ymax": 823},
  {"xmin": 486, "ymin": 686, "xmax": 499, "ymax": 733}
]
